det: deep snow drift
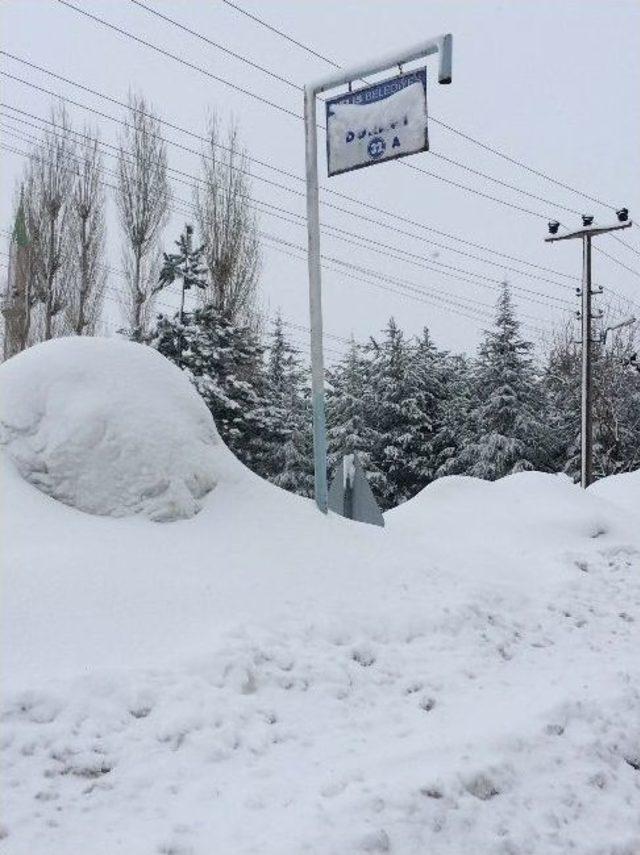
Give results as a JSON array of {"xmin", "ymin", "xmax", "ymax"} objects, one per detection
[
  {"xmin": 2, "ymin": 339, "xmax": 639, "ymax": 855},
  {"xmin": 0, "ymin": 338, "xmax": 232, "ymax": 521}
]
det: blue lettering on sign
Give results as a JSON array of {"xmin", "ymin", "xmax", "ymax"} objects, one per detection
[{"xmin": 367, "ymin": 136, "xmax": 386, "ymax": 159}]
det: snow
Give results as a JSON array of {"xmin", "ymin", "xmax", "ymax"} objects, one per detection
[
  {"xmin": 0, "ymin": 338, "xmax": 234, "ymax": 522},
  {"xmin": 589, "ymin": 470, "xmax": 640, "ymax": 517},
  {"xmin": 2, "ymin": 339, "xmax": 640, "ymax": 854}
]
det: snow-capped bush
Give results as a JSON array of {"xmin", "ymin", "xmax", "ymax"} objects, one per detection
[{"xmin": 0, "ymin": 337, "xmax": 226, "ymax": 521}]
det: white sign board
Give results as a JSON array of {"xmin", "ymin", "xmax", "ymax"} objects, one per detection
[{"xmin": 325, "ymin": 68, "xmax": 428, "ymax": 177}]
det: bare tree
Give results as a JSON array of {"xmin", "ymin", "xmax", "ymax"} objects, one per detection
[
  {"xmin": 194, "ymin": 116, "xmax": 261, "ymax": 323},
  {"xmin": 66, "ymin": 130, "xmax": 107, "ymax": 335},
  {"xmin": 117, "ymin": 93, "xmax": 171, "ymax": 337},
  {"xmin": 2, "ymin": 185, "xmax": 37, "ymax": 359},
  {"xmin": 544, "ymin": 304, "xmax": 640, "ymax": 478},
  {"xmin": 592, "ymin": 309, "xmax": 640, "ymax": 475},
  {"xmin": 27, "ymin": 104, "xmax": 75, "ymax": 341}
]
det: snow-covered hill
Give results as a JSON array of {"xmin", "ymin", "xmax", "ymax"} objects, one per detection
[{"xmin": 2, "ymin": 339, "xmax": 639, "ymax": 855}]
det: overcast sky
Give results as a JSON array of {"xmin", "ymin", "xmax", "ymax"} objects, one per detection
[{"xmin": 1, "ymin": 0, "xmax": 639, "ymax": 359}]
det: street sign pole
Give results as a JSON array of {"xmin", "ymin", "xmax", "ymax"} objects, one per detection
[
  {"xmin": 303, "ymin": 34, "xmax": 453, "ymax": 513},
  {"xmin": 304, "ymin": 84, "xmax": 329, "ymax": 513}
]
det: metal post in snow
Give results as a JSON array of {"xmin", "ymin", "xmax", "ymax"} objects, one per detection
[
  {"xmin": 304, "ymin": 84, "xmax": 329, "ymax": 513},
  {"xmin": 304, "ymin": 34, "xmax": 453, "ymax": 513}
]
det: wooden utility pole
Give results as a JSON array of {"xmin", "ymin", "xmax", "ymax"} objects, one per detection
[{"xmin": 545, "ymin": 216, "xmax": 632, "ymax": 488}]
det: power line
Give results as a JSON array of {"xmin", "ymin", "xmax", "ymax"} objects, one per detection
[
  {"xmin": 0, "ymin": 104, "xmax": 579, "ymax": 311},
  {"xmin": 428, "ymin": 118, "xmax": 618, "ymax": 211},
  {"xmin": 429, "ymin": 151, "xmax": 581, "ymax": 215},
  {"xmin": 132, "ymin": 0, "xmax": 586, "ymax": 219},
  {"xmin": 51, "ymin": 4, "xmax": 640, "ymax": 284},
  {"xmin": 0, "ymin": 53, "xmax": 597, "ymax": 281},
  {"xmin": 5, "ymin": 43, "xmax": 635, "ymax": 315},
  {"xmin": 221, "ymin": 0, "xmax": 341, "ymax": 67},
  {"xmin": 588, "ymin": 242, "xmax": 640, "ymax": 281},
  {"xmin": 3, "ymin": 140, "xmax": 539, "ymax": 334},
  {"xmin": 0, "ymin": 243, "xmax": 350, "ymax": 357},
  {"xmin": 19, "ymin": 9, "xmax": 635, "ymax": 288},
  {"xmin": 0, "ymin": 73, "xmax": 560, "ymax": 282},
  {"xmin": 218, "ymin": 0, "xmax": 640, "ymax": 284},
  {"xmin": 0, "ymin": 124, "xmax": 565, "ymax": 328},
  {"xmin": 50, "ymin": 2, "xmax": 582, "ymax": 221},
  {"xmin": 130, "ymin": 0, "xmax": 300, "ymax": 92},
  {"xmin": 220, "ymin": 0, "xmax": 620, "ymax": 212},
  {"xmin": 56, "ymin": 0, "xmax": 301, "ymax": 120},
  {"xmin": 609, "ymin": 231, "xmax": 640, "ymax": 260}
]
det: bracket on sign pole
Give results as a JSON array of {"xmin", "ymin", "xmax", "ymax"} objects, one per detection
[{"xmin": 303, "ymin": 34, "xmax": 453, "ymax": 514}]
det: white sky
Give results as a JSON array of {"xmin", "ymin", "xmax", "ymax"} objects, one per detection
[{"xmin": 1, "ymin": 0, "xmax": 639, "ymax": 360}]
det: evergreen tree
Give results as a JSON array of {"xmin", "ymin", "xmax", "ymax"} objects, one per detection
[
  {"xmin": 411, "ymin": 327, "xmax": 447, "ymax": 482},
  {"xmin": 432, "ymin": 353, "xmax": 474, "ymax": 477},
  {"xmin": 366, "ymin": 319, "xmax": 433, "ymax": 508},
  {"xmin": 158, "ymin": 224, "xmax": 207, "ymax": 323},
  {"xmin": 150, "ymin": 304, "xmax": 272, "ymax": 474},
  {"xmin": 327, "ymin": 338, "xmax": 375, "ymax": 475},
  {"xmin": 447, "ymin": 282, "xmax": 546, "ymax": 480},
  {"xmin": 263, "ymin": 314, "xmax": 314, "ymax": 496}
]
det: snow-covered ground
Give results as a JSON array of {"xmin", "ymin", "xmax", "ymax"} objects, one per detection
[{"xmin": 2, "ymin": 340, "xmax": 639, "ymax": 855}]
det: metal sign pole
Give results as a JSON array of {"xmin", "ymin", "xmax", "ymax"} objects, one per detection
[
  {"xmin": 303, "ymin": 34, "xmax": 453, "ymax": 514},
  {"xmin": 304, "ymin": 85, "xmax": 329, "ymax": 513}
]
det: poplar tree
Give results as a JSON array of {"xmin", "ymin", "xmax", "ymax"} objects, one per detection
[{"xmin": 117, "ymin": 93, "xmax": 171, "ymax": 338}]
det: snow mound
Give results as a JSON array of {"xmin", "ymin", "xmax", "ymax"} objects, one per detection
[
  {"xmin": 589, "ymin": 470, "xmax": 640, "ymax": 515},
  {"xmin": 0, "ymin": 337, "xmax": 229, "ymax": 521}
]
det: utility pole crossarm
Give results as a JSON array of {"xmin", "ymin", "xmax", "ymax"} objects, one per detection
[{"xmin": 545, "ymin": 220, "xmax": 632, "ymax": 242}]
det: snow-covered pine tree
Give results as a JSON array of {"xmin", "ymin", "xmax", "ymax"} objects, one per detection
[
  {"xmin": 326, "ymin": 336, "xmax": 382, "ymax": 495},
  {"xmin": 432, "ymin": 353, "xmax": 474, "ymax": 477},
  {"xmin": 447, "ymin": 282, "xmax": 546, "ymax": 480},
  {"xmin": 150, "ymin": 304, "xmax": 272, "ymax": 475},
  {"xmin": 366, "ymin": 319, "xmax": 433, "ymax": 509},
  {"xmin": 411, "ymin": 327, "xmax": 447, "ymax": 483},
  {"xmin": 158, "ymin": 224, "xmax": 207, "ymax": 323},
  {"xmin": 263, "ymin": 314, "xmax": 314, "ymax": 496}
]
